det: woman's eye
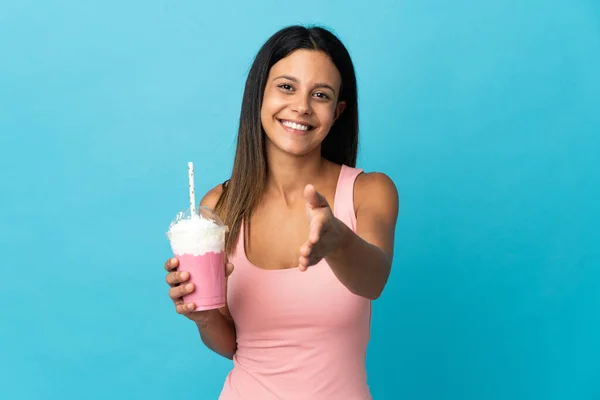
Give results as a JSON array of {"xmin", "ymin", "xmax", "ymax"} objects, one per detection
[
  {"xmin": 278, "ymin": 84, "xmax": 293, "ymax": 91},
  {"xmin": 314, "ymin": 92, "xmax": 330, "ymax": 100}
]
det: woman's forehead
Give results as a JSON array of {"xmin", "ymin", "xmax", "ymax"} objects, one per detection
[{"xmin": 269, "ymin": 49, "xmax": 341, "ymax": 87}]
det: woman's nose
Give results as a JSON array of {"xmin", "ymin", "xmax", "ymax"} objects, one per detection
[{"xmin": 291, "ymin": 94, "xmax": 312, "ymax": 115}]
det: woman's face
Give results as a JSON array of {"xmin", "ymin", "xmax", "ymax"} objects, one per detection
[{"xmin": 261, "ymin": 49, "xmax": 346, "ymax": 158}]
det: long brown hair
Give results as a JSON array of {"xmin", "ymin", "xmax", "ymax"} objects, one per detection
[{"xmin": 215, "ymin": 25, "xmax": 359, "ymax": 255}]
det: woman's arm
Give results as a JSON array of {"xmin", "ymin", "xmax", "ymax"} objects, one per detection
[
  {"xmin": 301, "ymin": 172, "xmax": 399, "ymax": 300},
  {"xmin": 194, "ymin": 308, "xmax": 237, "ymax": 360}
]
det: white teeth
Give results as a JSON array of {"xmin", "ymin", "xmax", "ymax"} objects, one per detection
[{"xmin": 281, "ymin": 120, "xmax": 310, "ymax": 131}]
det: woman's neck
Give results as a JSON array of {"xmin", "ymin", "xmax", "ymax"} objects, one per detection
[{"xmin": 264, "ymin": 146, "xmax": 327, "ymax": 203}]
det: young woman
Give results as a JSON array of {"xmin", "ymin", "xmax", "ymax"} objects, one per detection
[{"xmin": 164, "ymin": 25, "xmax": 399, "ymax": 400}]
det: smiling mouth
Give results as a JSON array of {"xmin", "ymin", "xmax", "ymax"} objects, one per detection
[{"xmin": 278, "ymin": 119, "xmax": 315, "ymax": 132}]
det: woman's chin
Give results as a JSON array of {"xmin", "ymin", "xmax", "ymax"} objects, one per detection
[{"xmin": 266, "ymin": 141, "xmax": 321, "ymax": 159}]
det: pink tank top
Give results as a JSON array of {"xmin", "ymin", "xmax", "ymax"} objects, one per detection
[{"xmin": 218, "ymin": 165, "xmax": 372, "ymax": 400}]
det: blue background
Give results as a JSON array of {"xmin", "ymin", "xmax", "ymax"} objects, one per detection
[{"xmin": 1, "ymin": 0, "xmax": 599, "ymax": 399}]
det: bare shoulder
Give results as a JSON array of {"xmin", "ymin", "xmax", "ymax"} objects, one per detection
[
  {"xmin": 354, "ymin": 171, "xmax": 399, "ymax": 215},
  {"xmin": 199, "ymin": 183, "xmax": 226, "ymax": 209}
]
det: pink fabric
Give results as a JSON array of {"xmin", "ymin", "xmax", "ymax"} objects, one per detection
[{"xmin": 219, "ymin": 165, "xmax": 372, "ymax": 400}]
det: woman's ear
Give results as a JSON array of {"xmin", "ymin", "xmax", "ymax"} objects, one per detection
[{"xmin": 334, "ymin": 101, "xmax": 346, "ymax": 122}]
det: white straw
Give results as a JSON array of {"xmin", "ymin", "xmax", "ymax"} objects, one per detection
[{"xmin": 188, "ymin": 162, "xmax": 196, "ymax": 215}]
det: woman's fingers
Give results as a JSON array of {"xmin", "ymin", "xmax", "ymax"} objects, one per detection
[
  {"xmin": 169, "ymin": 283, "xmax": 195, "ymax": 302},
  {"xmin": 300, "ymin": 242, "xmax": 312, "ymax": 257},
  {"xmin": 298, "ymin": 252, "xmax": 321, "ymax": 271},
  {"xmin": 175, "ymin": 303, "xmax": 196, "ymax": 314},
  {"xmin": 165, "ymin": 270, "xmax": 189, "ymax": 287},
  {"xmin": 164, "ymin": 257, "xmax": 179, "ymax": 272},
  {"xmin": 308, "ymin": 214, "xmax": 327, "ymax": 244}
]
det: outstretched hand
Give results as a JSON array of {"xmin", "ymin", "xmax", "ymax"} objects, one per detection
[{"xmin": 298, "ymin": 184, "xmax": 345, "ymax": 271}]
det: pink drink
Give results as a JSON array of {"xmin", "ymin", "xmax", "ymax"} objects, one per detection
[
  {"xmin": 167, "ymin": 206, "xmax": 228, "ymax": 312},
  {"xmin": 176, "ymin": 252, "xmax": 225, "ymax": 311}
]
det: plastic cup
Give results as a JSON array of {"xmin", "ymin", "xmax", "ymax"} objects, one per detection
[{"xmin": 166, "ymin": 206, "xmax": 228, "ymax": 311}]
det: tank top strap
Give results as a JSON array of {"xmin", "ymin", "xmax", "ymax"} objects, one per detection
[{"xmin": 333, "ymin": 164, "xmax": 363, "ymax": 232}]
